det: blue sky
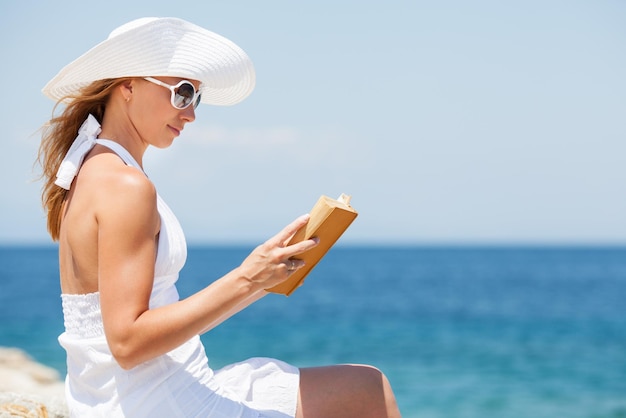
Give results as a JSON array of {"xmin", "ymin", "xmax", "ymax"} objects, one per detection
[{"xmin": 1, "ymin": 1, "xmax": 625, "ymax": 245}]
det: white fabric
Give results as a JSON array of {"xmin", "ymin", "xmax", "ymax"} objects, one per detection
[
  {"xmin": 42, "ymin": 17, "xmax": 255, "ymax": 106},
  {"xmin": 54, "ymin": 114, "xmax": 101, "ymax": 190},
  {"xmin": 58, "ymin": 127, "xmax": 299, "ymax": 417}
]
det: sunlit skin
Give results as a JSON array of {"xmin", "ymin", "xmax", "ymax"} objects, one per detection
[
  {"xmin": 100, "ymin": 76, "xmax": 199, "ymax": 163},
  {"xmin": 58, "ymin": 76, "xmax": 401, "ymax": 417}
]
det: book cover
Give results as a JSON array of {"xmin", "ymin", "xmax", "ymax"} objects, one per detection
[{"xmin": 267, "ymin": 194, "xmax": 358, "ymax": 296}]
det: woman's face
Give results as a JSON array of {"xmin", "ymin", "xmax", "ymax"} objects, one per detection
[{"xmin": 130, "ymin": 76, "xmax": 200, "ymax": 149}]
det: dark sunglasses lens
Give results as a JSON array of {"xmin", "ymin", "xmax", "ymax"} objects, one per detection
[
  {"xmin": 174, "ymin": 83, "xmax": 195, "ymax": 109},
  {"xmin": 194, "ymin": 94, "xmax": 202, "ymax": 109}
]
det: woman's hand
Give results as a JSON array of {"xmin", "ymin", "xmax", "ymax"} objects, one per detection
[{"xmin": 239, "ymin": 214, "xmax": 319, "ymax": 291}]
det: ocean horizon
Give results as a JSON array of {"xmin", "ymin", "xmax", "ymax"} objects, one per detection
[{"xmin": 2, "ymin": 244, "xmax": 625, "ymax": 417}]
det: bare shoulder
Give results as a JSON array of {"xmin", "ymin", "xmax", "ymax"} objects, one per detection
[
  {"xmin": 80, "ymin": 149, "xmax": 155, "ymax": 196},
  {"xmin": 77, "ymin": 148, "xmax": 159, "ymax": 235}
]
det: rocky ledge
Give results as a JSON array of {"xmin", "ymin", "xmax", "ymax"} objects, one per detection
[{"xmin": 0, "ymin": 347, "xmax": 68, "ymax": 418}]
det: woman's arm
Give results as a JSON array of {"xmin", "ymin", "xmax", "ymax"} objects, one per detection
[
  {"xmin": 95, "ymin": 169, "xmax": 315, "ymax": 370},
  {"xmin": 196, "ymin": 287, "xmax": 267, "ymax": 336}
]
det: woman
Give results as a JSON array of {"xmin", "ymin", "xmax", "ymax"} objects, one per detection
[{"xmin": 39, "ymin": 17, "xmax": 400, "ymax": 417}]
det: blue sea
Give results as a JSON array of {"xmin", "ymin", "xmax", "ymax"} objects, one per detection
[{"xmin": 1, "ymin": 245, "xmax": 625, "ymax": 417}]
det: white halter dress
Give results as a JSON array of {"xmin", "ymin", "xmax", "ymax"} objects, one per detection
[{"xmin": 57, "ymin": 116, "xmax": 299, "ymax": 418}]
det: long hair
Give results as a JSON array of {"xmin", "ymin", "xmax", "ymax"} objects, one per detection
[{"xmin": 38, "ymin": 78, "xmax": 132, "ymax": 241}]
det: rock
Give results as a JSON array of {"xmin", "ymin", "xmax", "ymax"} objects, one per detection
[
  {"xmin": 0, "ymin": 392, "xmax": 68, "ymax": 418},
  {"xmin": 0, "ymin": 347, "xmax": 67, "ymax": 417}
]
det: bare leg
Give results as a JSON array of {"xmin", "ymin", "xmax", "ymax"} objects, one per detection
[{"xmin": 296, "ymin": 364, "xmax": 401, "ymax": 418}]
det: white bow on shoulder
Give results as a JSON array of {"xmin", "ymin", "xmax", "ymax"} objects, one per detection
[{"xmin": 54, "ymin": 114, "xmax": 102, "ymax": 190}]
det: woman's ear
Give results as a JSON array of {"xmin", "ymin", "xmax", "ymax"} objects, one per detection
[{"xmin": 119, "ymin": 79, "xmax": 134, "ymax": 103}]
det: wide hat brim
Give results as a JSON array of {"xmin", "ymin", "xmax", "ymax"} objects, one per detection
[{"xmin": 42, "ymin": 17, "xmax": 255, "ymax": 106}]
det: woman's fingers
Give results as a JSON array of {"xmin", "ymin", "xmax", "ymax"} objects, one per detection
[
  {"xmin": 284, "ymin": 258, "xmax": 301, "ymax": 272},
  {"xmin": 266, "ymin": 214, "xmax": 318, "ymax": 255},
  {"xmin": 273, "ymin": 214, "xmax": 320, "ymax": 275},
  {"xmin": 271, "ymin": 213, "xmax": 310, "ymax": 248},
  {"xmin": 240, "ymin": 214, "xmax": 320, "ymax": 289},
  {"xmin": 286, "ymin": 235, "xmax": 319, "ymax": 257},
  {"xmin": 274, "ymin": 214, "xmax": 320, "ymax": 259}
]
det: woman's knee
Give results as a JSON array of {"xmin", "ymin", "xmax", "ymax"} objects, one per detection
[
  {"xmin": 297, "ymin": 364, "xmax": 400, "ymax": 418},
  {"xmin": 340, "ymin": 365, "xmax": 400, "ymax": 417},
  {"xmin": 349, "ymin": 364, "xmax": 387, "ymax": 391}
]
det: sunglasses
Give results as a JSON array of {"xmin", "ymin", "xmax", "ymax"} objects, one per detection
[{"xmin": 144, "ymin": 77, "xmax": 202, "ymax": 110}]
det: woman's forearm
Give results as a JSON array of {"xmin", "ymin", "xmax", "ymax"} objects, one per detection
[
  {"xmin": 106, "ymin": 268, "xmax": 261, "ymax": 369},
  {"xmin": 197, "ymin": 288, "xmax": 268, "ymax": 336}
]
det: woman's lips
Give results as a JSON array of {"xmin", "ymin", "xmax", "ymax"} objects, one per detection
[{"xmin": 169, "ymin": 125, "xmax": 181, "ymax": 136}]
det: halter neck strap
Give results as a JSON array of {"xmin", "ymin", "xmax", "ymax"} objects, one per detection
[
  {"xmin": 54, "ymin": 114, "xmax": 101, "ymax": 190},
  {"xmin": 54, "ymin": 114, "xmax": 144, "ymax": 189}
]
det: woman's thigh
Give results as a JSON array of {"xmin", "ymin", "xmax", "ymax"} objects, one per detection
[{"xmin": 296, "ymin": 364, "xmax": 400, "ymax": 418}]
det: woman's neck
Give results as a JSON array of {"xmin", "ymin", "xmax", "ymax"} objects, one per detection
[{"xmin": 98, "ymin": 106, "xmax": 148, "ymax": 169}]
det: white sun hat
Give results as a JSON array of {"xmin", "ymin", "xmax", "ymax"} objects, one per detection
[{"xmin": 42, "ymin": 17, "xmax": 255, "ymax": 106}]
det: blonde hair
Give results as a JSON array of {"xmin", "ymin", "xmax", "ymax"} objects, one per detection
[{"xmin": 38, "ymin": 78, "xmax": 132, "ymax": 240}]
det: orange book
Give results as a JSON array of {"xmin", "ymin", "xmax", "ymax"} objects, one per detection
[{"xmin": 267, "ymin": 194, "xmax": 358, "ymax": 296}]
